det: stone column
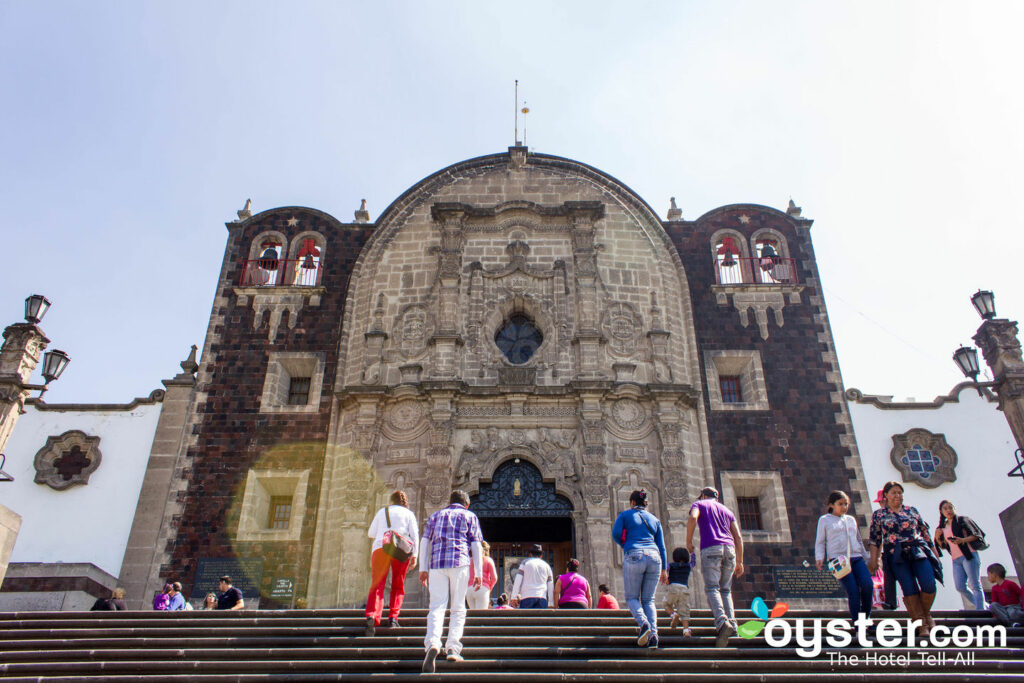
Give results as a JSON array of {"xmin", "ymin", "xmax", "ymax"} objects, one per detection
[
  {"xmin": 119, "ymin": 348, "xmax": 198, "ymax": 608},
  {"xmin": 974, "ymin": 318, "xmax": 1024, "ymax": 580},
  {"xmin": 0, "ymin": 321, "xmax": 48, "ymax": 586}
]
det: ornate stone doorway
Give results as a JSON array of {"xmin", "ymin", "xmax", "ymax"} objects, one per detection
[{"xmin": 470, "ymin": 459, "xmax": 575, "ymax": 604}]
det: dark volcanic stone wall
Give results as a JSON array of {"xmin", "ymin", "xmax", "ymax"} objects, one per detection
[
  {"xmin": 666, "ymin": 205, "xmax": 864, "ymax": 603},
  {"xmin": 167, "ymin": 209, "xmax": 373, "ymax": 607}
]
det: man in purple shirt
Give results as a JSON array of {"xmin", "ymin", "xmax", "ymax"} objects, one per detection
[
  {"xmin": 418, "ymin": 490, "xmax": 483, "ymax": 673},
  {"xmin": 685, "ymin": 486, "xmax": 744, "ymax": 647}
]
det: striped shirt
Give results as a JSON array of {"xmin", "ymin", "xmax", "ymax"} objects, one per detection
[{"xmin": 422, "ymin": 504, "xmax": 483, "ymax": 570}]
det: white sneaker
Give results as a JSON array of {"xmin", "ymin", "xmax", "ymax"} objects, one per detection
[{"xmin": 446, "ymin": 650, "xmax": 464, "ymax": 662}]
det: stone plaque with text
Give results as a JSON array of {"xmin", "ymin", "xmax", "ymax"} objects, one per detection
[{"xmin": 772, "ymin": 565, "xmax": 845, "ymax": 598}]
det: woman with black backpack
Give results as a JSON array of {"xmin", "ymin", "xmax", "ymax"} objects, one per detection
[{"xmin": 935, "ymin": 500, "xmax": 988, "ymax": 610}]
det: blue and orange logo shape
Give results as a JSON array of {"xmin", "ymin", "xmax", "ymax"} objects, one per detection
[{"xmin": 738, "ymin": 597, "xmax": 789, "ymax": 638}]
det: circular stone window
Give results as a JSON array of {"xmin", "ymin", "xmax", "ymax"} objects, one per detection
[{"xmin": 495, "ymin": 315, "xmax": 543, "ymax": 365}]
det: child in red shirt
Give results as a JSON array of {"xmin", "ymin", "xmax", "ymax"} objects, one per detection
[
  {"xmin": 596, "ymin": 584, "xmax": 620, "ymax": 609},
  {"xmin": 986, "ymin": 563, "xmax": 1023, "ymax": 627}
]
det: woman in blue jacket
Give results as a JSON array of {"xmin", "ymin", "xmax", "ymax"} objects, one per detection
[{"xmin": 612, "ymin": 489, "xmax": 669, "ymax": 648}]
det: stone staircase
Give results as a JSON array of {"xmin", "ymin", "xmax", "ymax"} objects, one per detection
[{"xmin": 1, "ymin": 608, "xmax": 1021, "ymax": 681}]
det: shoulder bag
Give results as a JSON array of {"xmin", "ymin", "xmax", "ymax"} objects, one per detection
[
  {"xmin": 381, "ymin": 506, "xmax": 415, "ymax": 562},
  {"xmin": 826, "ymin": 516, "xmax": 852, "ymax": 580}
]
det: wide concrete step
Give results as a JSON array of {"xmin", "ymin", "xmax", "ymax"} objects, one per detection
[{"xmin": 0, "ymin": 609, "xmax": 1018, "ymax": 681}]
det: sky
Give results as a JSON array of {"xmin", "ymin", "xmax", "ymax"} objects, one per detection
[{"xmin": 1, "ymin": 1, "xmax": 1022, "ymax": 404}]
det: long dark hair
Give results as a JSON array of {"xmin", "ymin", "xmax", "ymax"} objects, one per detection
[
  {"xmin": 936, "ymin": 500, "xmax": 956, "ymax": 529},
  {"xmin": 826, "ymin": 490, "xmax": 849, "ymax": 514},
  {"xmin": 629, "ymin": 489, "xmax": 648, "ymax": 508}
]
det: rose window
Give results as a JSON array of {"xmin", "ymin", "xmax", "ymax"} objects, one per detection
[{"xmin": 495, "ymin": 315, "xmax": 543, "ymax": 365}]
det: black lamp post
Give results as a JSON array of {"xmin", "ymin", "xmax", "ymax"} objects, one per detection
[
  {"xmin": 24, "ymin": 294, "xmax": 51, "ymax": 324},
  {"xmin": 971, "ymin": 290, "xmax": 996, "ymax": 320},
  {"xmin": 952, "ymin": 345, "xmax": 980, "ymax": 384}
]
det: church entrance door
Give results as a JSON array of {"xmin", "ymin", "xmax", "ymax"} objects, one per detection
[{"xmin": 470, "ymin": 459, "xmax": 574, "ymax": 605}]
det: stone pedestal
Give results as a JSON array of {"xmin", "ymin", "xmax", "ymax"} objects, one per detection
[
  {"xmin": 999, "ymin": 497, "xmax": 1024, "ymax": 581},
  {"xmin": 0, "ymin": 504, "xmax": 23, "ymax": 587}
]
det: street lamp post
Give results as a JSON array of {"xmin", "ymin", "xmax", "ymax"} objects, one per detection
[
  {"xmin": 0, "ymin": 295, "xmax": 72, "ymax": 477},
  {"xmin": 952, "ymin": 290, "xmax": 1024, "ymax": 580}
]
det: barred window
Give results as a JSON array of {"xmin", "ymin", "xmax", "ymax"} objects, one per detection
[
  {"xmin": 736, "ymin": 496, "xmax": 763, "ymax": 531},
  {"xmin": 720, "ymin": 376, "xmax": 743, "ymax": 404},
  {"xmin": 269, "ymin": 496, "xmax": 293, "ymax": 530},
  {"xmin": 287, "ymin": 377, "xmax": 311, "ymax": 405}
]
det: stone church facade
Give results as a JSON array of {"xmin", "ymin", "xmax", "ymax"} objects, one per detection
[{"xmin": 148, "ymin": 147, "xmax": 871, "ymax": 609}]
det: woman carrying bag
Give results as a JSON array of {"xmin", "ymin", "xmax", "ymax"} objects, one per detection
[
  {"xmin": 815, "ymin": 490, "xmax": 873, "ymax": 621},
  {"xmin": 934, "ymin": 500, "xmax": 988, "ymax": 610},
  {"xmin": 364, "ymin": 490, "xmax": 419, "ymax": 636}
]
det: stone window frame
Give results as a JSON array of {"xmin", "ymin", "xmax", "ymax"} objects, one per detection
[
  {"xmin": 245, "ymin": 230, "xmax": 290, "ymax": 287},
  {"xmin": 260, "ymin": 351, "xmax": 326, "ymax": 414},
  {"xmin": 236, "ymin": 468, "xmax": 310, "ymax": 542},
  {"xmin": 750, "ymin": 228, "xmax": 794, "ymax": 285},
  {"xmin": 889, "ymin": 428, "xmax": 958, "ymax": 488},
  {"xmin": 719, "ymin": 470, "xmax": 792, "ymax": 544},
  {"xmin": 285, "ymin": 230, "xmax": 327, "ymax": 287},
  {"xmin": 709, "ymin": 228, "xmax": 752, "ymax": 285},
  {"xmin": 33, "ymin": 430, "xmax": 103, "ymax": 491},
  {"xmin": 704, "ymin": 350, "xmax": 769, "ymax": 411}
]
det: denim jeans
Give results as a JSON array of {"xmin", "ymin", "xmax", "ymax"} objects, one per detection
[
  {"xmin": 519, "ymin": 597, "xmax": 548, "ymax": 609},
  {"xmin": 623, "ymin": 549, "xmax": 661, "ymax": 636},
  {"xmin": 886, "ymin": 553, "xmax": 936, "ymax": 596},
  {"xmin": 952, "ymin": 554, "xmax": 987, "ymax": 610},
  {"xmin": 700, "ymin": 544, "xmax": 736, "ymax": 630},
  {"xmin": 837, "ymin": 556, "xmax": 874, "ymax": 620}
]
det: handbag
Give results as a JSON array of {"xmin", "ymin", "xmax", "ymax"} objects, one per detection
[
  {"xmin": 381, "ymin": 506, "xmax": 415, "ymax": 562},
  {"xmin": 826, "ymin": 516, "xmax": 853, "ymax": 580}
]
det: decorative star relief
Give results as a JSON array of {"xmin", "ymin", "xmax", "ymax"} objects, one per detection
[
  {"xmin": 738, "ymin": 214, "xmax": 751, "ymax": 224},
  {"xmin": 287, "ymin": 217, "xmax": 299, "ymax": 227}
]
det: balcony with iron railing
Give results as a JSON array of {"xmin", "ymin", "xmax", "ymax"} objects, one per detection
[
  {"xmin": 239, "ymin": 258, "xmax": 323, "ymax": 287},
  {"xmin": 714, "ymin": 256, "xmax": 799, "ymax": 285}
]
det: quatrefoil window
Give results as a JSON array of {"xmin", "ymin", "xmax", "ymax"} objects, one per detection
[
  {"xmin": 33, "ymin": 430, "xmax": 102, "ymax": 490},
  {"xmin": 495, "ymin": 315, "xmax": 543, "ymax": 365},
  {"xmin": 889, "ymin": 428, "xmax": 957, "ymax": 489}
]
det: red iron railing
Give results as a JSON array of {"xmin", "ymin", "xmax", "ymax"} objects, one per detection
[
  {"xmin": 714, "ymin": 257, "xmax": 799, "ymax": 285},
  {"xmin": 239, "ymin": 259, "xmax": 323, "ymax": 287}
]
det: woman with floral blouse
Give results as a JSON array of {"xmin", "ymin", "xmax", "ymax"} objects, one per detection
[{"xmin": 868, "ymin": 481, "xmax": 939, "ymax": 636}]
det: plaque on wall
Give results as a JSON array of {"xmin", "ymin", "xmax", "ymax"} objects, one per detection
[
  {"xmin": 193, "ymin": 557, "xmax": 264, "ymax": 600},
  {"xmin": 270, "ymin": 577, "xmax": 295, "ymax": 602},
  {"xmin": 772, "ymin": 565, "xmax": 845, "ymax": 598}
]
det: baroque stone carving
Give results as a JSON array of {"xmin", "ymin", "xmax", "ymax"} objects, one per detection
[
  {"xmin": 388, "ymin": 400, "xmax": 424, "ymax": 431},
  {"xmin": 610, "ymin": 398, "xmax": 646, "ymax": 431},
  {"xmin": 386, "ymin": 446, "xmax": 420, "ymax": 464},
  {"xmin": 33, "ymin": 430, "xmax": 102, "ymax": 490},
  {"xmin": 393, "ymin": 304, "xmax": 435, "ymax": 359},
  {"xmin": 663, "ymin": 475, "xmax": 688, "ymax": 506},
  {"xmin": 614, "ymin": 443, "xmax": 648, "ymax": 463},
  {"xmin": 602, "ymin": 302, "xmax": 642, "ymax": 358}
]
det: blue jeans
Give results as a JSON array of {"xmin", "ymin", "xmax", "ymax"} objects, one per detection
[
  {"xmin": 952, "ymin": 554, "xmax": 986, "ymax": 610},
  {"xmin": 623, "ymin": 549, "xmax": 661, "ymax": 636},
  {"xmin": 838, "ymin": 556, "xmax": 874, "ymax": 620},
  {"xmin": 701, "ymin": 544, "xmax": 737, "ymax": 630},
  {"xmin": 886, "ymin": 553, "xmax": 936, "ymax": 596},
  {"xmin": 519, "ymin": 597, "xmax": 547, "ymax": 609}
]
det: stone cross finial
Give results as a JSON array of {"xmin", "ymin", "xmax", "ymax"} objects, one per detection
[
  {"xmin": 180, "ymin": 345, "xmax": 199, "ymax": 375},
  {"xmin": 787, "ymin": 199, "xmax": 802, "ymax": 217},
  {"xmin": 237, "ymin": 199, "xmax": 253, "ymax": 221},
  {"xmin": 667, "ymin": 197, "xmax": 682, "ymax": 220},
  {"xmin": 354, "ymin": 199, "xmax": 370, "ymax": 223}
]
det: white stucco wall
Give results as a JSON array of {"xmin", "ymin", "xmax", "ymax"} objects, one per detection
[
  {"xmin": 848, "ymin": 383, "xmax": 1022, "ymax": 611},
  {"xmin": 1, "ymin": 397, "xmax": 162, "ymax": 577}
]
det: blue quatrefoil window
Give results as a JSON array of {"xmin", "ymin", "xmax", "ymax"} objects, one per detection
[
  {"xmin": 902, "ymin": 444, "xmax": 940, "ymax": 480},
  {"xmin": 495, "ymin": 315, "xmax": 543, "ymax": 365}
]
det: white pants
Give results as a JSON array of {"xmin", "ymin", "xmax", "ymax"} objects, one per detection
[
  {"xmin": 425, "ymin": 566, "xmax": 470, "ymax": 654},
  {"xmin": 466, "ymin": 585, "xmax": 490, "ymax": 610}
]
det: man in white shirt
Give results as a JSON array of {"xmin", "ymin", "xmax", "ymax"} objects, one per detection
[
  {"xmin": 511, "ymin": 544, "xmax": 554, "ymax": 608},
  {"xmin": 364, "ymin": 490, "xmax": 419, "ymax": 636}
]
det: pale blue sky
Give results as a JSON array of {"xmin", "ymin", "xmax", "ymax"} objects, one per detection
[{"xmin": 2, "ymin": 1, "xmax": 1022, "ymax": 403}]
